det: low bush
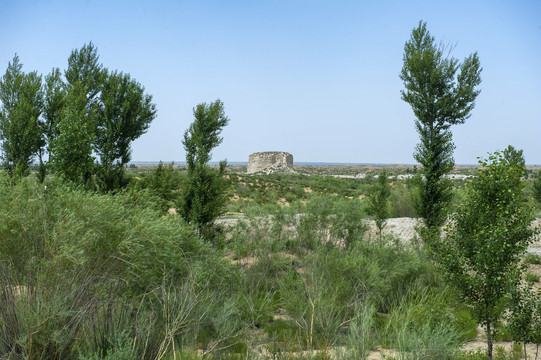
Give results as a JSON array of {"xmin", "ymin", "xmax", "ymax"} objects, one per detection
[
  {"xmin": 383, "ymin": 286, "xmax": 464, "ymax": 360},
  {"xmin": 0, "ymin": 174, "xmax": 242, "ymax": 358},
  {"xmin": 524, "ymin": 253, "xmax": 541, "ymax": 265},
  {"xmin": 129, "ymin": 161, "xmax": 183, "ymax": 213},
  {"xmin": 525, "ymin": 272, "xmax": 540, "ymax": 283}
]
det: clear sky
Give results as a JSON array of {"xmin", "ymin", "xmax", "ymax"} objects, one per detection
[{"xmin": 1, "ymin": 0, "xmax": 540, "ymax": 164}]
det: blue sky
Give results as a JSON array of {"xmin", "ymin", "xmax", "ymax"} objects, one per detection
[{"xmin": 1, "ymin": 0, "xmax": 540, "ymax": 164}]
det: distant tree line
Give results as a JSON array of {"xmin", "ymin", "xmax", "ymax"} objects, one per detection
[{"xmin": 0, "ymin": 42, "xmax": 156, "ymax": 190}]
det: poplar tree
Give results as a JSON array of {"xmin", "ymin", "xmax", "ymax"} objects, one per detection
[
  {"xmin": 49, "ymin": 43, "xmax": 105, "ymax": 185},
  {"xmin": 0, "ymin": 54, "xmax": 43, "ymax": 177},
  {"xmin": 42, "ymin": 67, "xmax": 66, "ymax": 156},
  {"xmin": 38, "ymin": 67, "xmax": 66, "ymax": 180},
  {"xmin": 180, "ymin": 99, "xmax": 229, "ymax": 238},
  {"xmin": 432, "ymin": 152, "xmax": 536, "ymax": 360},
  {"xmin": 50, "ymin": 82, "xmax": 95, "ymax": 184},
  {"xmin": 94, "ymin": 71, "xmax": 156, "ymax": 190},
  {"xmin": 64, "ymin": 41, "xmax": 105, "ymax": 104},
  {"xmin": 400, "ymin": 21, "xmax": 482, "ymax": 231}
]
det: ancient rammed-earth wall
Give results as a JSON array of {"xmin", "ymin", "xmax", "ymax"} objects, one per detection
[{"xmin": 247, "ymin": 152, "xmax": 294, "ymax": 174}]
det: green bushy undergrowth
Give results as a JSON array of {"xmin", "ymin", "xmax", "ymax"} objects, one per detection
[
  {"xmin": 226, "ymin": 194, "xmax": 474, "ymax": 357},
  {"xmin": 0, "ymin": 174, "xmax": 241, "ymax": 359},
  {"xmin": 0, "ymin": 171, "xmax": 491, "ymax": 359}
]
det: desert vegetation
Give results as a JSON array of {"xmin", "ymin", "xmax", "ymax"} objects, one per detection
[
  {"xmin": 0, "ymin": 22, "xmax": 540, "ymax": 360},
  {"xmin": 1, "ymin": 158, "xmax": 540, "ymax": 359}
]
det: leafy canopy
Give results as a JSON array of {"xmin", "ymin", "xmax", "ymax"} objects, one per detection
[
  {"xmin": 431, "ymin": 151, "xmax": 536, "ymax": 359},
  {"xmin": 181, "ymin": 99, "xmax": 230, "ymax": 237},
  {"xmin": 400, "ymin": 20, "xmax": 482, "ymax": 230},
  {"xmin": 0, "ymin": 54, "xmax": 43, "ymax": 177},
  {"xmin": 94, "ymin": 71, "xmax": 156, "ymax": 190}
]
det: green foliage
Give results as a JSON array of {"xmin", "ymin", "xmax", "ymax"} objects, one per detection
[
  {"xmin": 400, "ymin": 21, "xmax": 482, "ymax": 230},
  {"xmin": 94, "ymin": 71, "xmax": 156, "ymax": 191},
  {"xmin": 0, "ymin": 54, "xmax": 44, "ymax": 178},
  {"xmin": 430, "ymin": 152, "xmax": 537, "ymax": 359},
  {"xmin": 369, "ymin": 170, "xmax": 391, "ymax": 235},
  {"xmin": 503, "ymin": 145, "xmax": 526, "ymax": 177},
  {"xmin": 265, "ymin": 319, "xmax": 299, "ymax": 352},
  {"xmin": 343, "ymin": 302, "xmax": 377, "ymax": 359},
  {"xmin": 507, "ymin": 285, "xmax": 541, "ymax": 354},
  {"xmin": 181, "ymin": 99, "xmax": 230, "ymax": 237},
  {"xmin": 524, "ymin": 253, "xmax": 541, "ymax": 265},
  {"xmin": 0, "ymin": 263, "xmax": 103, "ymax": 359},
  {"xmin": 47, "ymin": 42, "xmax": 106, "ymax": 184},
  {"xmin": 50, "ymin": 81, "xmax": 95, "ymax": 184},
  {"xmin": 64, "ymin": 41, "xmax": 106, "ymax": 103},
  {"xmin": 0, "ymin": 173, "xmax": 245, "ymax": 358},
  {"xmin": 35, "ymin": 42, "xmax": 154, "ymax": 191},
  {"xmin": 132, "ymin": 161, "xmax": 183, "ymax": 212},
  {"xmin": 389, "ymin": 179, "xmax": 418, "ymax": 218},
  {"xmin": 525, "ymin": 272, "xmax": 539, "ymax": 283},
  {"xmin": 0, "ymin": 173, "xmax": 229, "ymax": 294},
  {"xmin": 0, "ymin": 167, "xmax": 495, "ymax": 358},
  {"xmin": 39, "ymin": 67, "xmax": 66, "ymax": 181},
  {"xmin": 42, "ymin": 68, "xmax": 66, "ymax": 154},
  {"xmin": 533, "ymin": 170, "xmax": 541, "ymax": 204},
  {"xmin": 383, "ymin": 287, "xmax": 463, "ymax": 360},
  {"xmin": 453, "ymin": 348, "xmax": 526, "ymax": 360},
  {"xmin": 280, "ymin": 249, "xmax": 361, "ymax": 349},
  {"xmin": 293, "ymin": 195, "xmax": 368, "ymax": 250}
]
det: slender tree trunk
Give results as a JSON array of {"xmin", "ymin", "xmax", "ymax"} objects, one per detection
[{"xmin": 487, "ymin": 320, "xmax": 493, "ymax": 360}]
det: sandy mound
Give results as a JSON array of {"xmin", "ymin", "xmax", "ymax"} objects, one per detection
[{"xmin": 366, "ymin": 217, "xmax": 420, "ymax": 242}]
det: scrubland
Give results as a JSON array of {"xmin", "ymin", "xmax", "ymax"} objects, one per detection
[{"xmin": 0, "ymin": 167, "xmax": 540, "ymax": 359}]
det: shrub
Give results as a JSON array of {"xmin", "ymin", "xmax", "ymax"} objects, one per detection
[
  {"xmin": 368, "ymin": 170, "xmax": 391, "ymax": 236},
  {"xmin": 383, "ymin": 287, "xmax": 463, "ymax": 359},
  {"xmin": 524, "ymin": 253, "xmax": 541, "ymax": 265},
  {"xmin": 389, "ymin": 182, "xmax": 417, "ymax": 218},
  {"xmin": 131, "ymin": 161, "xmax": 183, "ymax": 213},
  {"xmin": 525, "ymin": 272, "xmax": 540, "ymax": 283},
  {"xmin": 0, "ymin": 174, "xmax": 242, "ymax": 358},
  {"xmin": 0, "ymin": 262, "xmax": 103, "ymax": 359}
]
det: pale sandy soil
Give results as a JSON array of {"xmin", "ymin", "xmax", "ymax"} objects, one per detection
[{"xmin": 365, "ymin": 217, "xmax": 420, "ymax": 242}]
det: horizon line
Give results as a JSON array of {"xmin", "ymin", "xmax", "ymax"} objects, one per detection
[{"xmin": 128, "ymin": 161, "xmax": 541, "ymax": 167}]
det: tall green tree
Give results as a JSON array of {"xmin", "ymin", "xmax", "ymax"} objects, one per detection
[
  {"xmin": 36, "ymin": 67, "xmax": 66, "ymax": 181},
  {"xmin": 49, "ymin": 82, "xmax": 95, "ymax": 184},
  {"xmin": 0, "ymin": 54, "xmax": 43, "ymax": 177},
  {"xmin": 64, "ymin": 41, "xmax": 105, "ymax": 104},
  {"xmin": 64, "ymin": 42, "xmax": 105, "ymax": 145},
  {"xmin": 48, "ymin": 43, "xmax": 105, "ymax": 185},
  {"xmin": 431, "ymin": 152, "xmax": 536, "ymax": 360},
  {"xmin": 180, "ymin": 99, "xmax": 229, "ymax": 237},
  {"xmin": 42, "ymin": 67, "xmax": 66, "ymax": 156},
  {"xmin": 400, "ymin": 21, "xmax": 482, "ymax": 231},
  {"xmin": 94, "ymin": 71, "xmax": 156, "ymax": 190}
]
